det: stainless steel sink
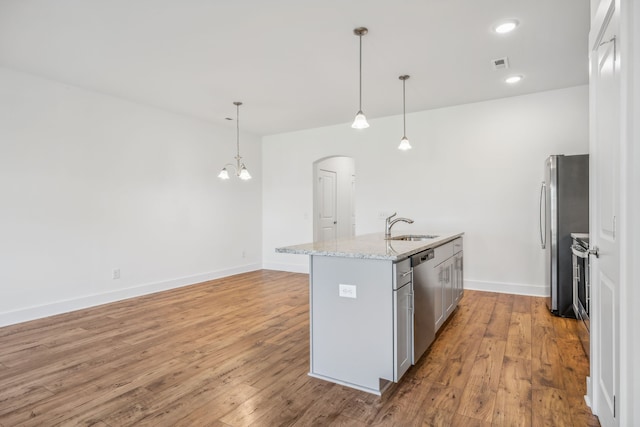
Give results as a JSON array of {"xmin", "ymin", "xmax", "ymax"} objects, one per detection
[{"xmin": 388, "ymin": 234, "xmax": 439, "ymax": 241}]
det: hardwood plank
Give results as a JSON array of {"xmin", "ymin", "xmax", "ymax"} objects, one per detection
[
  {"xmin": 412, "ymin": 349, "xmax": 444, "ymax": 383},
  {"xmin": 505, "ymin": 312, "xmax": 532, "ymax": 360},
  {"xmin": 492, "ymin": 356, "xmax": 532, "ymax": 427},
  {"xmin": 512, "ymin": 295, "xmax": 532, "ymax": 314},
  {"xmin": 420, "ymin": 409, "xmax": 455, "ymax": 426},
  {"xmin": 420, "ymin": 382, "xmax": 463, "ymax": 415},
  {"xmin": 531, "ymin": 323, "xmax": 565, "ymax": 391},
  {"xmin": 466, "ymin": 337, "xmax": 507, "ymax": 391},
  {"xmin": 492, "ymin": 385, "xmax": 532, "ymax": 427},
  {"xmin": 500, "ymin": 355, "xmax": 532, "ymax": 384},
  {"xmin": 416, "ymin": 380, "xmax": 466, "ymax": 426},
  {"xmin": 531, "ymin": 297, "xmax": 554, "ymax": 328},
  {"xmin": 452, "ymin": 413, "xmax": 492, "ymax": 427},
  {"xmin": 532, "ymin": 387, "xmax": 574, "ymax": 427},
  {"xmin": 457, "ymin": 382, "xmax": 496, "ymax": 422},
  {"xmin": 434, "ymin": 321, "xmax": 484, "ymax": 390},
  {"xmin": 559, "ymin": 339, "xmax": 590, "ymax": 396},
  {"xmin": 0, "ymin": 386, "xmax": 54, "ymax": 418},
  {"xmin": 337, "ymin": 389, "xmax": 388, "ymax": 424},
  {"xmin": 485, "ymin": 296, "xmax": 513, "ymax": 339},
  {"xmin": 146, "ymin": 382, "xmax": 260, "ymax": 426},
  {"xmin": 290, "ymin": 383, "xmax": 362, "ymax": 426},
  {"xmin": 369, "ymin": 376, "xmax": 433, "ymax": 426},
  {"xmin": 317, "ymin": 414, "xmax": 370, "ymax": 426},
  {"xmin": 566, "ymin": 394, "xmax": 601, "ymax": 427},
  {"xmin": 219, "ymin": 365, "xmax": 328, "ymax": 426}
]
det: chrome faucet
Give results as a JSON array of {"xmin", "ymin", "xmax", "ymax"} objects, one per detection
[{"xmin": 385, "ymin": 212, "xmax": 414, "ymax": 238}]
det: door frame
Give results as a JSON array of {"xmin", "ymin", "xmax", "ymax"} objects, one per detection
[{"xmin": 619, "ymin": 0, "xmax": 639, "ymax": 423}]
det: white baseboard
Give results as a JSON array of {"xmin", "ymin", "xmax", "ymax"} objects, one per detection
[
  {"xmin": 262, "ymin": 261, "xmax": 309, "ymax": 274},
  {"xmin": 465, "ymin": 279, "xmax": 548, "ymax": 297},
  {"xmin": 0, "ymin": 263, "xmax": 261, "ymax": 327}
]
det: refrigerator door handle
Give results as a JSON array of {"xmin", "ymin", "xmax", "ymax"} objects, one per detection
[{"xmin": 539, "ymin": 181, "xmax": 546, "ymax": 249}]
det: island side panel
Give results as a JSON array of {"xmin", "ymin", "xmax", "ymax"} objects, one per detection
[{"xmin": 310, "ymin": 255, "xmax": 393, "ymax": 393}]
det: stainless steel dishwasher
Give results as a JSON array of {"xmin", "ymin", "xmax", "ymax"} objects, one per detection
[{"xmin": 411, "ymin": 248, "xmax": 436, "ymax": 363}]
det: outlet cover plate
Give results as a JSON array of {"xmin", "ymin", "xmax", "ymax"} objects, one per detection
[{"xmin": 339, "ymin": 284, "xmax": 357, "ymax": 299}]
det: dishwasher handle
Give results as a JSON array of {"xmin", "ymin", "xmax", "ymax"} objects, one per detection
[{"xmin": 411, "ymin": 249, "xmax": 435, "ymax": 267}]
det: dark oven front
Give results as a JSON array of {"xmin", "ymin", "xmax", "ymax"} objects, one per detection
[{"xmin": 572, "ymin": 237, "xmax": 590, "ymax": 332}]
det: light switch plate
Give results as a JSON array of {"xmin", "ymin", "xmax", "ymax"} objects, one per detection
[{"xmin": 339, "ymin": 284, "xmax": 357, "ymax": 298}]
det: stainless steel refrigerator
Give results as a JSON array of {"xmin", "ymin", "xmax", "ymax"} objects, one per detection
[{"xmin": 539, "ymin": 154, "xmax": 589, "ymax": 317}]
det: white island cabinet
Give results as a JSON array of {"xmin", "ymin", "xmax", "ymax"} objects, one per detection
[{"xmin": 276, "ymin": 232, "xmax": 463, "ymax": 395}]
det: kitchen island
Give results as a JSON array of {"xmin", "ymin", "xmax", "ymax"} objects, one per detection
[{"xmin": 276, "ymin": 231, "xmax": 464, "ymax": 395}]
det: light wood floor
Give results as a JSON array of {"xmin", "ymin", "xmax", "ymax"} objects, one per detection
[{"xmin": 0, "ymin": 270, "xmax": 599, "ymax": 426}]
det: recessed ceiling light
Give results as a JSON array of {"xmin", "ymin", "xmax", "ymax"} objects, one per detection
[
  {"xmin": 494, "ymin": 20, "xmax": 519, "ymax": 34},
  {"xmin": 505, "ymin": 75, "xmax": 523, "ymax": 84}
]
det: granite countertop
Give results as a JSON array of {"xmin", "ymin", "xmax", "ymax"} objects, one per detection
[{"xmin": 275, "ymin": 232, "xmax": 464, "ymax": 261}]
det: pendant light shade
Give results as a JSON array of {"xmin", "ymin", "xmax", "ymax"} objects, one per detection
[
  {"xmin": 218, "ymin": 102, "xmax": 251, "ymax": 181},
  {"xmin": 238, "ymin": 165, "xmax": 251, "ymax": 180},
  {"xmin": 352, "ymin": 111, "xmax": 369, "ymax": 129},
  {"xmin": 398, "ymin": 136, "xmax": 411, "ymax": 151},
  {"xmin": 218, "ymin": 168, "xmax": 230, "ymax": 180},
  {"xmin": 351, "ymin": 27, "xmax": 369, "ymax": 129},
  {"xmin": 398, "ymin": 75, "xmax": 412, "ymax": 151}
]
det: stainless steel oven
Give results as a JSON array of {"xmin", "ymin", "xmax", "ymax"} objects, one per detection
[{"xmin": 571, "ymin": 233, "xmax": 590, "ymax": 354}]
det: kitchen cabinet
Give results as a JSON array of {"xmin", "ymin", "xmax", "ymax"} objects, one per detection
[
  {"xmin": 393, "ymin": 258, "xmax": 413, "ymax": 381},
  {"xmin": 432, "ymin": 260, "xmax": 446, "ymax": 330},
  {"xmin": 434, "ymin": 237, "xmax": 464, "ymax": 331},
  {"xmin": 444, "ymin": 257, "xmax": 456, "ymax": 320},
  {"xmin": 453, "ymin": 241, "xmax": 464, "ymax": 304}
]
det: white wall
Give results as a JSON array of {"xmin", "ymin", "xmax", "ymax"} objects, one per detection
[
  {"xmin": 0, "ymin": 67, "xmax": 262, "ymax": 326},
  {"xmin": 262, "ymin": 86, "xmax": 589, "ymax": 295}
]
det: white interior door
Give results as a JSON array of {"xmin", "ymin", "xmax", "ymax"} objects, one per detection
[
  {"xmin": 317, "ymin": 168, "xmax": 337, "ymax": 242},
  {"xmin": 313, "ymin": 157, "xmax": 355, "ymax": 242},
  {"xmin": 590, "ymin": 1, "xmax": 620, "ymax": 425}
]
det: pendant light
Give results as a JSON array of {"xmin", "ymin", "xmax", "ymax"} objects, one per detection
[
  {"xmin": 351, "ymin": 27, "xmax": 369, "ymax": 129},
  {"xmin": 218, "ymin": 101, "xmax": 251, "ymax": 181},
  {"xmin": 398, "ymin": 75, "xmax": 412, "ymax": 151}
]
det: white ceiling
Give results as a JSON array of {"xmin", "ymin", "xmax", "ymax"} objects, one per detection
[{"xmin": 0, "ymin": 0, "xmax": 590, "ymax": 136}]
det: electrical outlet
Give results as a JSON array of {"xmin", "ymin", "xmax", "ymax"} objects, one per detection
[
  {"xmin": 339, "ymin": 284, "xmax": 357, "ymax": 299},
  {"xmin": 378, "ymin": 211, "xmax": 390, "ymax": 220},
  {"xmin": 241, "ymin": 250, "xmax": 246, "ymax": 258},
  {"xmin": 112, "ymin": 269, "xmax": 120, "ymax": 280}
]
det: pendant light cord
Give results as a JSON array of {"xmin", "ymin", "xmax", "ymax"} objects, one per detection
[
  {"xmin": 358, "ymin": 34, "xmax": 363, "ymax": 111},
  {"xmin": 236, "ymin": 103, "xmax": 240, "ymax": 159},
  {"xmin": 402, "ymin": 78, "xmax": 406, "ymax": 136}
]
